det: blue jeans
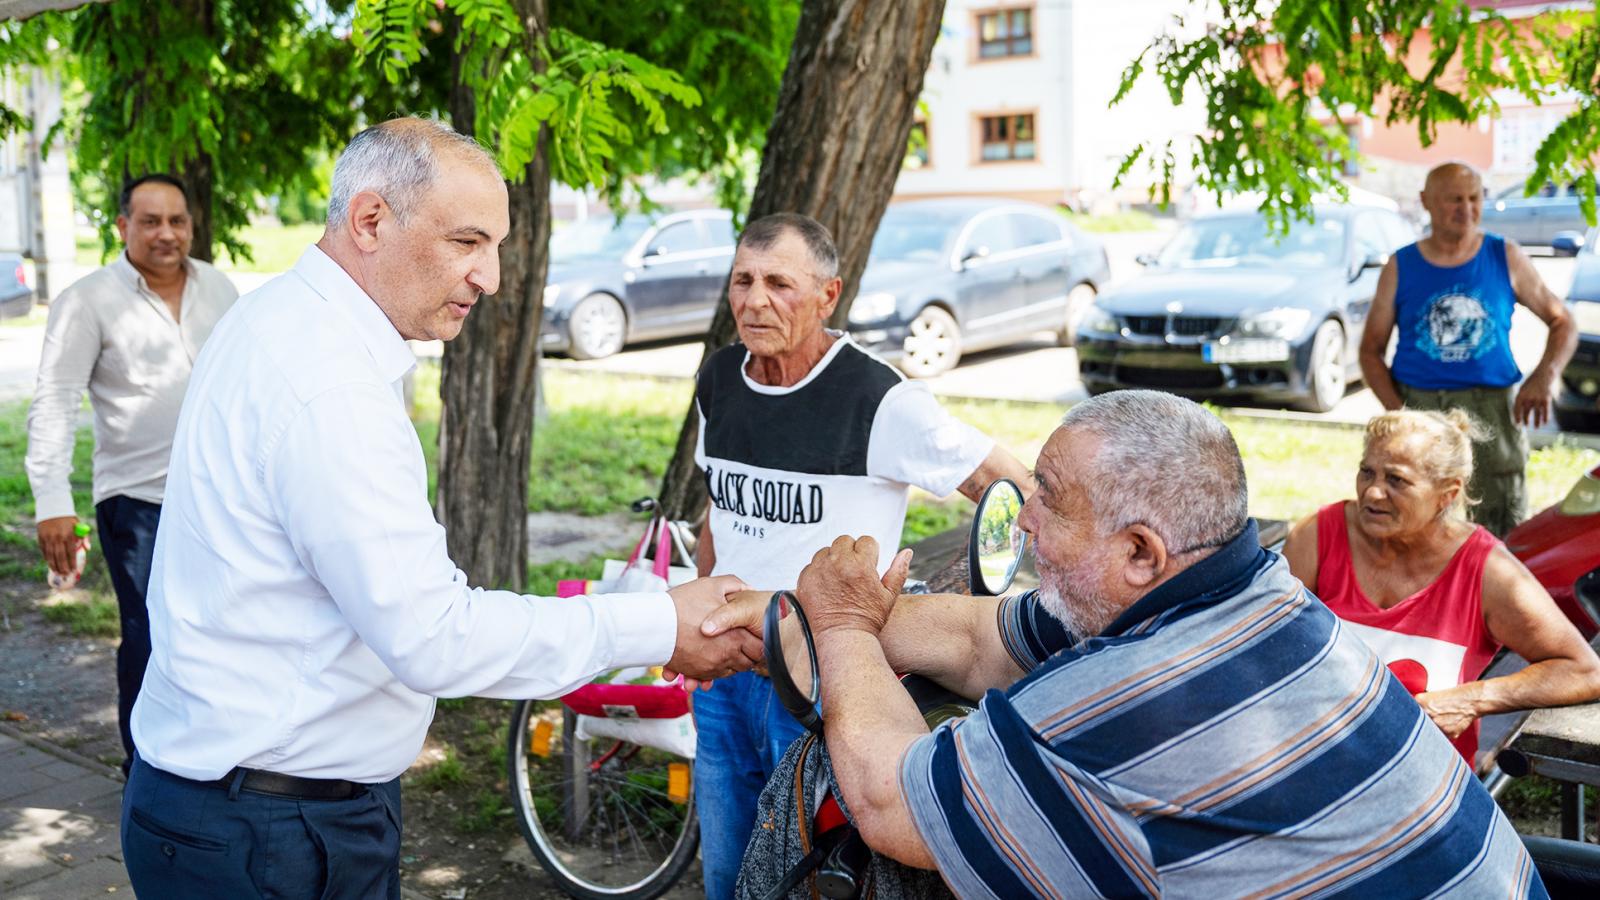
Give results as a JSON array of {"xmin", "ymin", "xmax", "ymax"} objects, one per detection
[
  {"xmin": 96, "ymin": 495, "xmax": 161, "ymax": 776},
  {"xmin": 122, "ymin": 757, "xmax": 403, "ymax": 899},
  {"xmin": 693, "ymin": 670, "xmax": 810, "ymax": 900}
]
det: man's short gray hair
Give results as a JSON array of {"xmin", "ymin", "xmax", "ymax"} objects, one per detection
[
  {"xmin": 326, "ymin": 117, "xmax": 496, "ymax": 229},
  {"xmin": 737, "ymin": 212, "xmax": 840, "ymax": 282},
  {"xmin": 1061, "ymin": 390, "xmax": 1249, "ymax": 554}
]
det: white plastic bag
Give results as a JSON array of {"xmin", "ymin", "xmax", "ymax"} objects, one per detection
[{"xmin": 576, "ymin": 711, "xmax": 697, "ymax": 758}]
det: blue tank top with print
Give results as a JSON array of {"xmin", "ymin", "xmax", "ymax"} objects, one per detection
[{"xmin": 1390, "ymin": 233, "xmax": 1520, "ymax": 390}]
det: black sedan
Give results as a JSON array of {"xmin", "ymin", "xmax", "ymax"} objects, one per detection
[
  {"xmin": 846, "ymin": 199, "xmax": 1110, "ymax": 377},
  {"xmin": 1557, "ymin": 227, "xmax": 1600, "ymax": 433},
  {"xmin": 1, "ymin": 253, "xmax": 33, "ymax": 319},
  {"xmin": 540, "ymin": 209, "xmax": 735, "ymax": 359},
  {"xmin": 1076, "ymin": 205, "xmax": 1417, "ymax": 412}
]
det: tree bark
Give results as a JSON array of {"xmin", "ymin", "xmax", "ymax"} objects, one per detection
[
  {"xmin": 181, "ymin": 150, "xmax": 214, "ymax": 262},
  {"xmin": 658, "ymin": 0, "xmax": 946, "ymax": 522},
  {"xmin": 433, "ymin": 0, "xmax": 551, "ymax": 589}
]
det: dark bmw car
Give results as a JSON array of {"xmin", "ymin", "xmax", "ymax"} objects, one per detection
[
  {"xmin": 1, "ymin": 253, "xmax": 33, "ymax": 319},
  {"xmin": 847, "ymin": 199, "xmax": 1110, "ymax": 377},
  {"xmin": 1076, "ymin": 205, "xmax": 1416, "ymax": 412},
  {"xmin": 540, "ymin": 209, "xmax": 734, "ymax": 359},
  {"xmin": 1557, "ymin": 227, "xmax": 1600, "ymax": 433}
]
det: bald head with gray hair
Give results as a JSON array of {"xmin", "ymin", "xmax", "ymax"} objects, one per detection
[
  {"xmin": 1061, "ymin": 390, "xmax": 1249, "ymax": 555},
  {"xmin": 326, "ymin": 117, "xmax": 498, "ymax": 230}
]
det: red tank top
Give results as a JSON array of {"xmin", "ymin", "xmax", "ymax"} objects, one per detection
[{"xmin": 1314, "ymin": 501, "xmax": 1503, "ymax": 764}]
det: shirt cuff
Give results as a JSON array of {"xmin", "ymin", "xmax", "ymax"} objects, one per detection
[
  {"xmin": 596, "ymin": 591, "xmax": 679, "ymax": 668},
  {"xmin": 33, "ymin": 489, "xmax": 77, "ymax": 523}
]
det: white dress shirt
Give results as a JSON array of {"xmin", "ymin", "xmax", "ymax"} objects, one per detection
[
  {"xmin": 25, "ymin": 252, "xmax": 237, "ymax": 520},
  {"xmin": 132, "ymin": 246, "xmax": 678, "ymax": 782}
]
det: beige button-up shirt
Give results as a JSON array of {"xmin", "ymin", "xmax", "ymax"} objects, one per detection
[{"xmin": 25, "ymin": 252, "xmax": 237, "ymax": 520}]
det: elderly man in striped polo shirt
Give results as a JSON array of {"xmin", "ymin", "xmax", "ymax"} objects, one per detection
[{"xmin": 777, "ymin": 390, "xmax": 1545, "ymax": 897}]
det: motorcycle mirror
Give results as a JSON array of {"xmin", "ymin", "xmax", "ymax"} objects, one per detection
[
  {"xmin": 765, "ymin": 590, "xmax": 822, "ymax": 733},
  {"xmin": 970, "ymin": 478, "xmax": 1028, "ymax": 596}
]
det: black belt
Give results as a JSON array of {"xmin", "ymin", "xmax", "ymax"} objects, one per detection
[{"xmin": 206, "ymin": 767, "xmax": 366, "ymax": 801}]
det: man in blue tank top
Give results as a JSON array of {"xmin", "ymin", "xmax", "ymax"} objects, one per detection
[{"xmin": 1359, "ymin": 162, "xmax": 1576, "ymax": 536}]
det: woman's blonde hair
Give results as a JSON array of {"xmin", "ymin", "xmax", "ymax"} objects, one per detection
[{"xmin": 1363, "ymin": 408, "xmax": 1487, "ymax": 512}]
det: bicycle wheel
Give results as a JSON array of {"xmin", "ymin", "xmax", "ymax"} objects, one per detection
[{"xmin": 507, "ymin": 699, "xmax": 700, "ymax": 899}]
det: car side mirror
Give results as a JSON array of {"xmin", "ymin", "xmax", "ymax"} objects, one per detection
[
  {"xmin": 1135, "ymin": 252, "xmax": 1157, "ymax": 267},
  {"xmin": 1552, "ymin": 231, "xmax": 1586, "ymax": 257},
  {"xmin": 960, "ymin": 245, "xmax": 991, "ymax": 268},
  {"xmin": 644, "ymin": 244, "xmax": 670, "ymax": 262}
]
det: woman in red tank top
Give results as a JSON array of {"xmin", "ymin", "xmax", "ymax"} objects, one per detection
[{"xmin": 1283, "ymin": 409, "xmax": 1600, "ymax": 770}]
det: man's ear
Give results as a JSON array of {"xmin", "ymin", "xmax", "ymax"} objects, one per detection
[
  {"xmin": 114, "ymin": 215, "xmax": 130, "ymax": 244},
  {"xmin": 1122, "ymin": 524, "xmax": 1168, "ymax": 590},
  {"xmin": 819, "ymin": 277, "xmax": 843, "ymax": 319},
  {"xmin": 345, "ymin": 190, "xmax": 390, "ymax": 253}
]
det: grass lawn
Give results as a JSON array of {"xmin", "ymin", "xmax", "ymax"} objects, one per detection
[
  {"xmin": 3, "ymin": 372, "xmax": 1596, "ymax": 600},
  {"xmin": 76, "ymin": 223, "xmax": 323, "ymax": 274}
]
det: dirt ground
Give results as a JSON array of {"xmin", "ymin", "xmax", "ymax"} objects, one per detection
[{"xmin": 0, "ymin": 576, "xmax": 703, "ymax": 900}]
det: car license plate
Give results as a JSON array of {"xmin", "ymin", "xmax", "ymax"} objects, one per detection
[{"xmin": 1202, "ymin": 339, "xmax": 1289, "ymax": 364}]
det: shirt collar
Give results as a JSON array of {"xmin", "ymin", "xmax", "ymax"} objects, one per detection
[
  {"xmin": 291, "ymin": 245, "xmax": 417, "ymax": 385},
  {"xmin": 110, "ymin": 249, "xmax": 195, "ymax": 292},
  {"xmin": 1099, "ymin": 518, "xmax": 1267, "ymax": 638}
]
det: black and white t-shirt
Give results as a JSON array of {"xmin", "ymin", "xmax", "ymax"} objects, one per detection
[{"xmin": 695, "ymin": 335, "xmax": 993, "ymax": 587}]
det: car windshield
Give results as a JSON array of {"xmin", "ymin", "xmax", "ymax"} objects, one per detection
[
  {"xmin": 869, "ymin": 212, "xmax": 964, "ymax": 263},
  {"xmin": 550, "ymin": 216, "xmax": 653, "ymax": 262},
  {"xmin": 1158, "ymin": 216, "xmax": 1347, "ymax": 269}
]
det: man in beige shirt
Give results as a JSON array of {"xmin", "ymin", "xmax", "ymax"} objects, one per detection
[{"xmin": 26, "ymin": 174, "xmax": 236, "ymax": 773}]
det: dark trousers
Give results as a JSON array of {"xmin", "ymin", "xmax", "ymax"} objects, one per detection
[
  {"xmin": 95, "ymin": 495, "xmax": 161, "ymax": 775},
  {"xmin": 122, "ymin": 757, "xmax": 403, "ymax": 899}
]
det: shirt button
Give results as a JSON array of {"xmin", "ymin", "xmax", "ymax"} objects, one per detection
[{"xmin": 162, "ymin": 842, "xmax": 176, "ymax": 858}]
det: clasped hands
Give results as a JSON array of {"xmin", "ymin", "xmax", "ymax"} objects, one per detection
[{"xmin": 675, "ymin": 536, "xmax": 913, "ymax": 689}]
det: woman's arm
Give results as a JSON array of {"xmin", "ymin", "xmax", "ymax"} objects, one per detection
[{"xmin": 1416, "ymin": 545, "xmax": 1600, "ymax": 737}]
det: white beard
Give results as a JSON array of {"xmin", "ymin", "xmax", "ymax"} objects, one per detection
[{"xmin": 1036, "ymin": 556, "xmax": 1126, "ymax": 640}]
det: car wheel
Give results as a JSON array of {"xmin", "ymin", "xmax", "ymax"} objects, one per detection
[
  {"xmin": 566, "ymin": 293, "xmax": 627, "ymax": 360},
  {"xmin": 1555, "ymin": 403, "xmax": 1600, "ymax": 434},
  {"xmin": 899, "ymin": 306, "xmax": 962, "ymax": 378},
  {"xmin": 1058, "ymin": 283, "xmax": 1096, "ymax": 347},
  {"xmin": 1296, "ymin": 319, "xmax": 1346, "ymax": 413}
]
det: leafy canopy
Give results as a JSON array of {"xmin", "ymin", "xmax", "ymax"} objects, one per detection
[{"xmin": 1118, "ymin": 1, "xmax": 1597, "ymax": 226}]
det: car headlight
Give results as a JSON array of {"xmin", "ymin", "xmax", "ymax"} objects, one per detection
[
  {"xmin": 1234, "ymin": 307, "xmax": 1311, "ymax": 339},
  {"xmin": 543, "ymin": 283, "xmax": 561, "ymax": 305},
  {"xmin": 848, "ymin": 291, "xmax": 898, "ymax": 325},
  {"xmin": 1080, "ymin": 305, "xmax": 1119, "ymax": 334},
  {"xmin": 1571, "ymin": 299, "xmax": 1600, "ymax": 335}
]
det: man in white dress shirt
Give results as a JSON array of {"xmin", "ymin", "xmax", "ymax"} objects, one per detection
[
  {"xmin": 121, "ymin": 118, "xmax": 760, "ymax": 899},
  {"xmin": 25, "ymin": 174, "xmax": 237, "ymax": 776}
]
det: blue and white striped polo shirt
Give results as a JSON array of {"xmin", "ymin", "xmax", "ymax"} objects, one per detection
[{"xmin": 901, "ymin": 521, "xmax": 1545, "ymax": 898}]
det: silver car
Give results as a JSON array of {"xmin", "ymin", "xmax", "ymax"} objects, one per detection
[{"xmin": 1482, "ymin": 181, "xmax": 1591, "ymax": 247}]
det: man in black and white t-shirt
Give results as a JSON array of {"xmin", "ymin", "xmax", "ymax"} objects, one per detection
[{"xmin": 690, "ymin": 213, "xmax": 1031, "ymax": 900}]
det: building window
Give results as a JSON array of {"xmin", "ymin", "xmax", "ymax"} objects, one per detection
[
  {"xmin": 904, "ymin": 120, "xmax": 931, "ymax": 170},
  {"xmin": 977, "ymin": 7, "xmax": 1033, "ymax": 59},
  {"xmin": 979, "ymin": 114, "xmax": 1036, "ymax": 162}
]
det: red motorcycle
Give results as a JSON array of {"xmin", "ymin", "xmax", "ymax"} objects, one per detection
[{"xmin": 1504, "ymin": 462, "xmax": 1600, "ymax": 638}]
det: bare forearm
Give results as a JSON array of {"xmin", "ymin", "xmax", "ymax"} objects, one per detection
[
  {"xmin": 1475, "ymin": 658, "xmax": 1600, "ymax": 714},
  {"xmin": 1531, "ymin": 317, "xmax": 1579, "ymax": 381},
  {"xmin": 878, "ymin": 594, "xmax": 1024, "ymax": 698},
  {"xmin": 817, "ymin": 628, "xmax": 937, "ymax": 869},
  {"xmin": 1360, "ymin": 349, "xmax": 1403, "ymax": 410}
]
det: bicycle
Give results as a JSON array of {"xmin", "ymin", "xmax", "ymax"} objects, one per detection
[{"xmin": 507, "ymin": 498, "xmax": 701, "ymax": 900}]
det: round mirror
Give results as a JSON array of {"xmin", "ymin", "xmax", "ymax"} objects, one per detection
[
  {"xmin": 764, "ymin": 591, "xmax": 822, "ymax": 733},
  {"xmin": 970, "ymin": 478, "xmax": 1027, "ymax": 596}
]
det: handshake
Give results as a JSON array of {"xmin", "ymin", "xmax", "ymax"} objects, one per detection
[{"xmin": 660, "ymin": 536, "xmax": 915, "ymax": 686}]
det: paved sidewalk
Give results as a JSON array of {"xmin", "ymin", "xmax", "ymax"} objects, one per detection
[{"xmin": 0, "ymin": 725, "xmax": 128, "ymax": 898}]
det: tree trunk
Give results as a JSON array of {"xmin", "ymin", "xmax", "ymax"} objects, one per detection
[
  {"xmin": 181, "ymin": 150, "xmax": 214, "ymax": 262},
  {"xmin": 433, "ymin": 0, "xmax": 551, "ymax": 589},
  {"xmin": 658, "ymin": 0, "xmax": 946, "ymax": 522}
]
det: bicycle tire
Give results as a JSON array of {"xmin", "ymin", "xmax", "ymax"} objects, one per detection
[{"xmin": 507, "ymin": 698, "xmax": 700, "ymax": 899}]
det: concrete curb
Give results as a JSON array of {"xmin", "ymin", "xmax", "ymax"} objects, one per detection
[{"xmin": 0, "ymin": 721, "xmax": 123, "ymax": 782}]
